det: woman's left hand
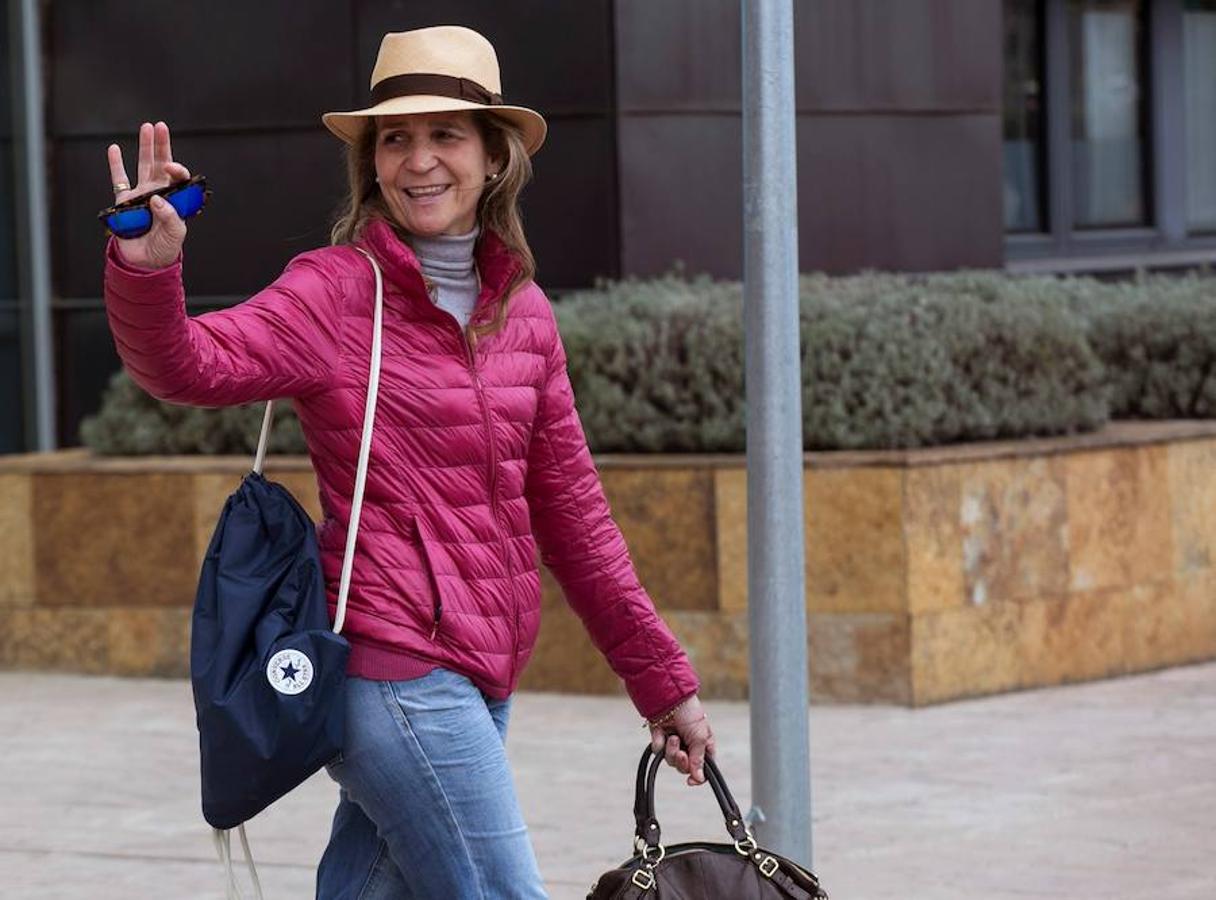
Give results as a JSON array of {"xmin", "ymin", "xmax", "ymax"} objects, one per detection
[{"xmin": 649, "ymin": 694, "xmax": 715, "ymax": 786}]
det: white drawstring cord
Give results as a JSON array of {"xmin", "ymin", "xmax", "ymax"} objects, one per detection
[
  {"xmin": 250, "ymin": 249, "xmax": 383, "ymax": 635},
  {"xmin": 238, "ymin": 824, "xmax": 264, "ymax": 899},
  {"xmin": 252, "ymin": 401, "xmax": 273, "ymax": 476},
  {"xmin": 212, "ymin": 825, "xmax": 264, "ymax": 900},
  {"xmin": 215, "ymin": 250, "xmax": 385, "ymax": 899},
  {"xmin": 211, "ymin": 827, "xmax": 229, "ymax": 898},
  {"xmin": 333, "ymin": 248, "xmax": 385, "ymax": 636},
  {"xmin": 213, "ymin": 827, "xmax": 241, "ymax": 900}
]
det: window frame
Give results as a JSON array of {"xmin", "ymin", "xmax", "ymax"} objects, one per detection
[{"xmin": 1005, "ymin": 0, "xmax": 1216, "ymax": 272}]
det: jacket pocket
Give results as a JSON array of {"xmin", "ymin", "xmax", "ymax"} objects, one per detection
[{"xmin": 412, "ymin": 514, "xmax": 444, "ymax": 640}]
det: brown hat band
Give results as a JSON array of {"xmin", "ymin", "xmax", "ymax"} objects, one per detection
[{"xmin": 370, "ymin": 73, "xmax": 504, "ymax": 107}]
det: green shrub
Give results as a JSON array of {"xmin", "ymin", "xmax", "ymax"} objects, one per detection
[
  {"xmin": 79, "ymin": 268, "xmax": 1216, "ymax": 455},
  {"xmin": 80, "ymin": 370, "xmax": 305, "ymax": 455},
  {"xmin": 558, "ymin": 270, "xmax": 1106, "ymax": 451},
  {"xmin": 1075, "ymin": 274, "xmax": 1216, "ymax": 418},
  {"xmin": 555, "ymin": 273, "xmax": 745, "ymax": 452},
  {"xmin": 796, "ymin": 271, "xmax": 1106, "ymax": 449}
]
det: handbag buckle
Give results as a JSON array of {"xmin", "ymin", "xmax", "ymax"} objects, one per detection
[
  {"xmin": 640, "ymin": 843, "xmax": 666, "ymax": 864},
  {"xmin": 758, "ymin": 854, "xmax": 780, "ymax": 878},
  {"xmin": 631, "ymin": 868, "xmax": 656, "ymax": 890}
]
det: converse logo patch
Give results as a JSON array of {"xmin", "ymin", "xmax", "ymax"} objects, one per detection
[{"xmin": 266, "ymin": 649, "xmax": 315, "ymax": 695}]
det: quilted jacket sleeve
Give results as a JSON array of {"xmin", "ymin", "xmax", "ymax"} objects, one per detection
[
  {"xmin": 102, "ymin": 238, "xmax": 342, "ymax": 406},
  {"xmin": 524, "ymin": 304, "xmax": 701, "ymax": 721}
]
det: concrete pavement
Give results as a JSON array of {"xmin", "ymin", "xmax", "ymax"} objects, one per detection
[{"xmin": 1, "ymin": 664, "xmax": 1213, "ymax": 899}]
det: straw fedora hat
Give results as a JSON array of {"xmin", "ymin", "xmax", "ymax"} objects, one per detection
[{"xmin": 322, "ymin": 26, "xmax": 547, "ymax": 155}]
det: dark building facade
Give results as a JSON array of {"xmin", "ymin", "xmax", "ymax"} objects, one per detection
[
  {"xmin": 2, "ymin": 5, "xmax": 23, "ymax": 452},
  {"xmin": 3, "ymin": 0, "xmax": 1214, "ymax": 452}
]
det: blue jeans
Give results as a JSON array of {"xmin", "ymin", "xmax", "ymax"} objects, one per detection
[{"xmin": 315, "ymin": 670, "xmax": 548, "ymax": 899}]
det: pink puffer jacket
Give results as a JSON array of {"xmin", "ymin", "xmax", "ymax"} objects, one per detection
[{"xmin": 102, "ymin": 218, "xmax": 699, "ymax": 718}]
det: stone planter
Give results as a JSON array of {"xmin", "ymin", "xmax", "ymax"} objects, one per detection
[{"xmin": 3, "ymin": 421, "xmax": 1214, "ymax": 704}]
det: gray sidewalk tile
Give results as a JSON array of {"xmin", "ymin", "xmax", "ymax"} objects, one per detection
[{"xmin": 1, "ymin": 664, "xmax": 1213, "ymax": 899}]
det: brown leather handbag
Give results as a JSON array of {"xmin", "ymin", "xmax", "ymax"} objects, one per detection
[{"xmin": 587, "ymin": 746, "xmax": 829, "ymax": 899}]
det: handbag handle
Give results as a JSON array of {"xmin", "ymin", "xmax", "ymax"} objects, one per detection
[
  {"xmin": 250, "ymin": 247, "xmax": 385, "ymax": 636},
  {"xmin": 632, "ymin": 744, "xmax": 751, "ymax": 852}
]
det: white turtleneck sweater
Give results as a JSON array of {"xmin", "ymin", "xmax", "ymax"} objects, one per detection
[{"xmin": 409, "ymin": 225, "xmax": 480, "ymax": 328}]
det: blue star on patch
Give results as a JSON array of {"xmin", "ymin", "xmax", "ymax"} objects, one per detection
[{"xmin": 280, "ymin": 661, "xmax": 300, "ymax": 682}]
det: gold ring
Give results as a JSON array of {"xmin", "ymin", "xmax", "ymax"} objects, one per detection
[{"xmin": 112, "ymin": 181, "xmax": 131, "ymax": 193}]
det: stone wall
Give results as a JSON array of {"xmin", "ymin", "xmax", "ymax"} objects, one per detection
[{"xmin": 3, "ymin": 421, "xmax": 1214, "ymax": 704}]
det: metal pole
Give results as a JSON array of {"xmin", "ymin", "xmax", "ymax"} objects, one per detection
[
  {"xmin": 741, "ymin": 0, "xmax": 812, "ymax": 866},
  {"xmin": 12, "ymin": 0, "xmax": 57, "ymax": 450}
]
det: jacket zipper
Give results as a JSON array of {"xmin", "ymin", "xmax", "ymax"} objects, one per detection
[
  {"xmin": 462, "ymin": 332, "xmax": 499, "ymax": 522},
  {"xmin": 460, "ymin": 327, "xmax": 521, "ymax": 677},
  {"xmin": 411, "ymin": 268, "xmax": 519, "ymax": 653}
]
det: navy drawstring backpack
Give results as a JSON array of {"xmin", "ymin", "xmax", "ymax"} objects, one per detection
[{"xmin": 190, "ymin": 248, "xmax": 384, "ymax": 899}]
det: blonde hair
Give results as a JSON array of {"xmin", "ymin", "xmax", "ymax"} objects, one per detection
[{"xmin": 329, "ymin": 112, "xmax": 536, "ymax": 343}]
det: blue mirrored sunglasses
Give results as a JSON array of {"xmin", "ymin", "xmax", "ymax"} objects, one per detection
[{"xmin": 98, "ymin": 175, "xmax": 210, "ymax": 239}]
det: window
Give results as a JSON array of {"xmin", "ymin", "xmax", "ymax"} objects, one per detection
[
  {"xmin": 1005, "ymin": 0, "xmax": 1046, "ymax": 232},
  {"xmin": 1185, "ymin": 0, "xmax": 1216, "ymax": 232},
  {"xmin": 1068, "ymin": 0, "xmax": 1149, "ymax": 228},
  {"xmin": 1004, "ymin": 0, "xmax": 1216, "ymax": 270}
]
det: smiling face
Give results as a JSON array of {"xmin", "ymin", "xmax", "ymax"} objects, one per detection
[{"xmin": 374, "ymin": 111, "xmax": 497, "ymax": 237}]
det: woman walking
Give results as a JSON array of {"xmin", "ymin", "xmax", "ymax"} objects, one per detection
[{"xmin": 102, "ymin": 25, "xmax": 713, "ymax": 899}]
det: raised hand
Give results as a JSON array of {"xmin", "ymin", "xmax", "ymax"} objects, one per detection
[{"xmin": 106, "ymin": 121, "xmax": 192, "ymax": 270}]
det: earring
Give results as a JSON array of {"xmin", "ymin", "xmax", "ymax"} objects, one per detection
[{"xmin": 486, "ymin": 171, "xmax": 499, "ymax": 182}]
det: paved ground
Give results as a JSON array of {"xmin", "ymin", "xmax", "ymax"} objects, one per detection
[{"xmin": 1, "ymin": 664, "xmax": 1213, "ymax": 899}]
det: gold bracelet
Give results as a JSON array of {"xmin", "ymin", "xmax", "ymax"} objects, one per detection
[{"xmin": 643, "ymin": 696, "xmax": 693, "ymax": 730}]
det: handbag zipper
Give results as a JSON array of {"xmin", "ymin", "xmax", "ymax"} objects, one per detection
[{"xmin": 618, "ymin": 842, "xmax": 827, "ymax": 896}]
